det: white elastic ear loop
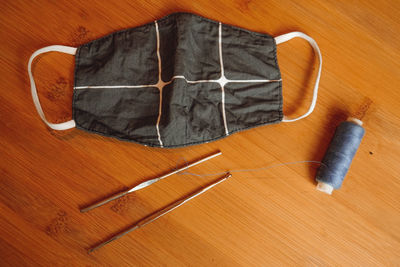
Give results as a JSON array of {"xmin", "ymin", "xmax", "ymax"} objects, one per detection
[
  {"xmin": 28, "ymin": 45, "xmax": 77, "ymax": 130},
  {"xmin": 275, "ymin": 32, "xmax": 322, "ymax": 122}
]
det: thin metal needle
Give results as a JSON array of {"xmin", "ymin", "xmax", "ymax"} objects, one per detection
[
  {"xmin": 88, "ymin": 172, "xmax": 231, "ymax": 253},
  {"xmin": 80, "ymin": 151, "xmax": 222, "ymax": 213}
]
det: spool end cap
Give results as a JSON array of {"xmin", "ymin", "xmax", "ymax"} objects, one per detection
[
  {"xmin": 347, "ymin": 117, "xmax": 363, "ymax": 126},
  {"xmin": 316, "ymin": 182, "xmax": 334, "ymax": 195}
]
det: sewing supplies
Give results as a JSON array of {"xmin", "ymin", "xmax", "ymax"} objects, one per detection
[
  {"xmin": 25, "ymin": 10, "xmax": 373, "ymax": 256},
  {"xmin": 316, "ymin": 118, "xmax": 365, "ymax": 194},
  {"xmin": 81, "ymin": 118, "xmax": 363, "ymax": 251},
  {"xmin": 80, "ymin": 151, "xmax": 222, "ymax": 212},
  {"xmin": 88, "ymin": 173, "xmax": 231, "ymax": 253}
]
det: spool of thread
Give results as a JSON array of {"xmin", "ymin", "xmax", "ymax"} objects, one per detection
[{"xmin": 316, "ymin": 117, "xmax": 365, "ymax": 194}]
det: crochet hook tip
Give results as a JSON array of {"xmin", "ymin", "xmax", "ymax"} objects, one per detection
[
  {"xmin": 80, "ymin": 190, "xmax": 131, "ymax": 213},
  {"xmin": 128, "ymin": 151, "xmax": 223, "ymax": 193}
]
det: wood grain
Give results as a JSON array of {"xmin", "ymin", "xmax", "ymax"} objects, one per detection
[{"xmin": 1, "ymin": 0, "xmax": 400, "ymax": 265}]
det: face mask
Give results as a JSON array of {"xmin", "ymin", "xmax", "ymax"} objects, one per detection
[{"xmin": 28, "ymin": 12, "xmax": 321, "ymax": 148}]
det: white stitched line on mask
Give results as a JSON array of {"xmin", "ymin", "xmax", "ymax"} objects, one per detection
[
  {"xmin": 73, "ymin": 77, "xmax": 281, "ymax": 89},
  {"xmin": 218, "ymin": 22, "xmax": 229, "ymax": 136},
  {"xmin": 74, "ymin": 84, "xmax": 157, "ymax": 89},
  {"xmin": 73, "ymin": 21, "xmax": 283, "ymax": 145},
  {"xmin": 155, "ymin": 21, "xmax": 164, "ymax": 147}
]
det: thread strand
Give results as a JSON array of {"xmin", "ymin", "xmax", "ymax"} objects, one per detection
[{"xmin": 175, "ymin": 160, "xmax": 323, "ymax": 177}]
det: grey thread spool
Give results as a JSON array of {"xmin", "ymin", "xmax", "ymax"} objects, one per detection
[{"xmin": 316, "ymin": 118, "xmax": 365, "ymax": 194}]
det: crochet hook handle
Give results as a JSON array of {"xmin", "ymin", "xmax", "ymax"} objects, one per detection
[{"xmin": 80, "ymin": 151, "xmax": 222, "ymax": 213}]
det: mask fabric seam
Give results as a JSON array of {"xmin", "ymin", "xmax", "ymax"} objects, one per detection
[
  {"xmin": 77, "ymin": 13, "xmax": 276, "ymax": 50},
  {"xmin": 272, "ymin": 38, "xmax": 283, "ymax": 121},
  {"xmin": 72, "ymin": 46, "xmax": 82, "ymax": 125},
  {"xmin": 73, "ymin": 116, "xmax": 281, "ymax": 148}
]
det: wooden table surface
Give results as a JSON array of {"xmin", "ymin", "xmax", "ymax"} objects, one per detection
[{"xmin": 1, "ymin": 0, "xmax": 399, "ymax": 265}]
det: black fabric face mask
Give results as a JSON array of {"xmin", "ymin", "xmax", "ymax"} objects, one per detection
[{"xmin": 28, "ymin": 12, "xmax": 322, "ymax": 148}]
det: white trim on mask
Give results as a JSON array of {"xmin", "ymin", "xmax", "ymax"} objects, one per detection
[
  {"xmin": 218, "ymin": 22, "xmax": 229, "ymax": 136},
  {"xmin": 28, "ymin": 45, "xmax": 77, "ymax": 130},
  {"xmin": 275, "ymin": 32, "xmax": 322, "ymax": 122},
  {"xmin": 154, "ymin": 21, "xmax": 164, "ymax": 147}
]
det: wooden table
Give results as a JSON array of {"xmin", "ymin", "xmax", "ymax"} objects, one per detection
[{"xmin": 1, "ymin": 0, "xmax": 399, "ymax": 265}]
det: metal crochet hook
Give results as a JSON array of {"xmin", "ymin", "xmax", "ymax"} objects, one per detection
[
  {"xmin": 80, "ymin": 151, "xmax": 222, "ymax": 213},
  {"xmin": 88, "ymin": 172, "xmax": 231, "ymax": 253}
]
